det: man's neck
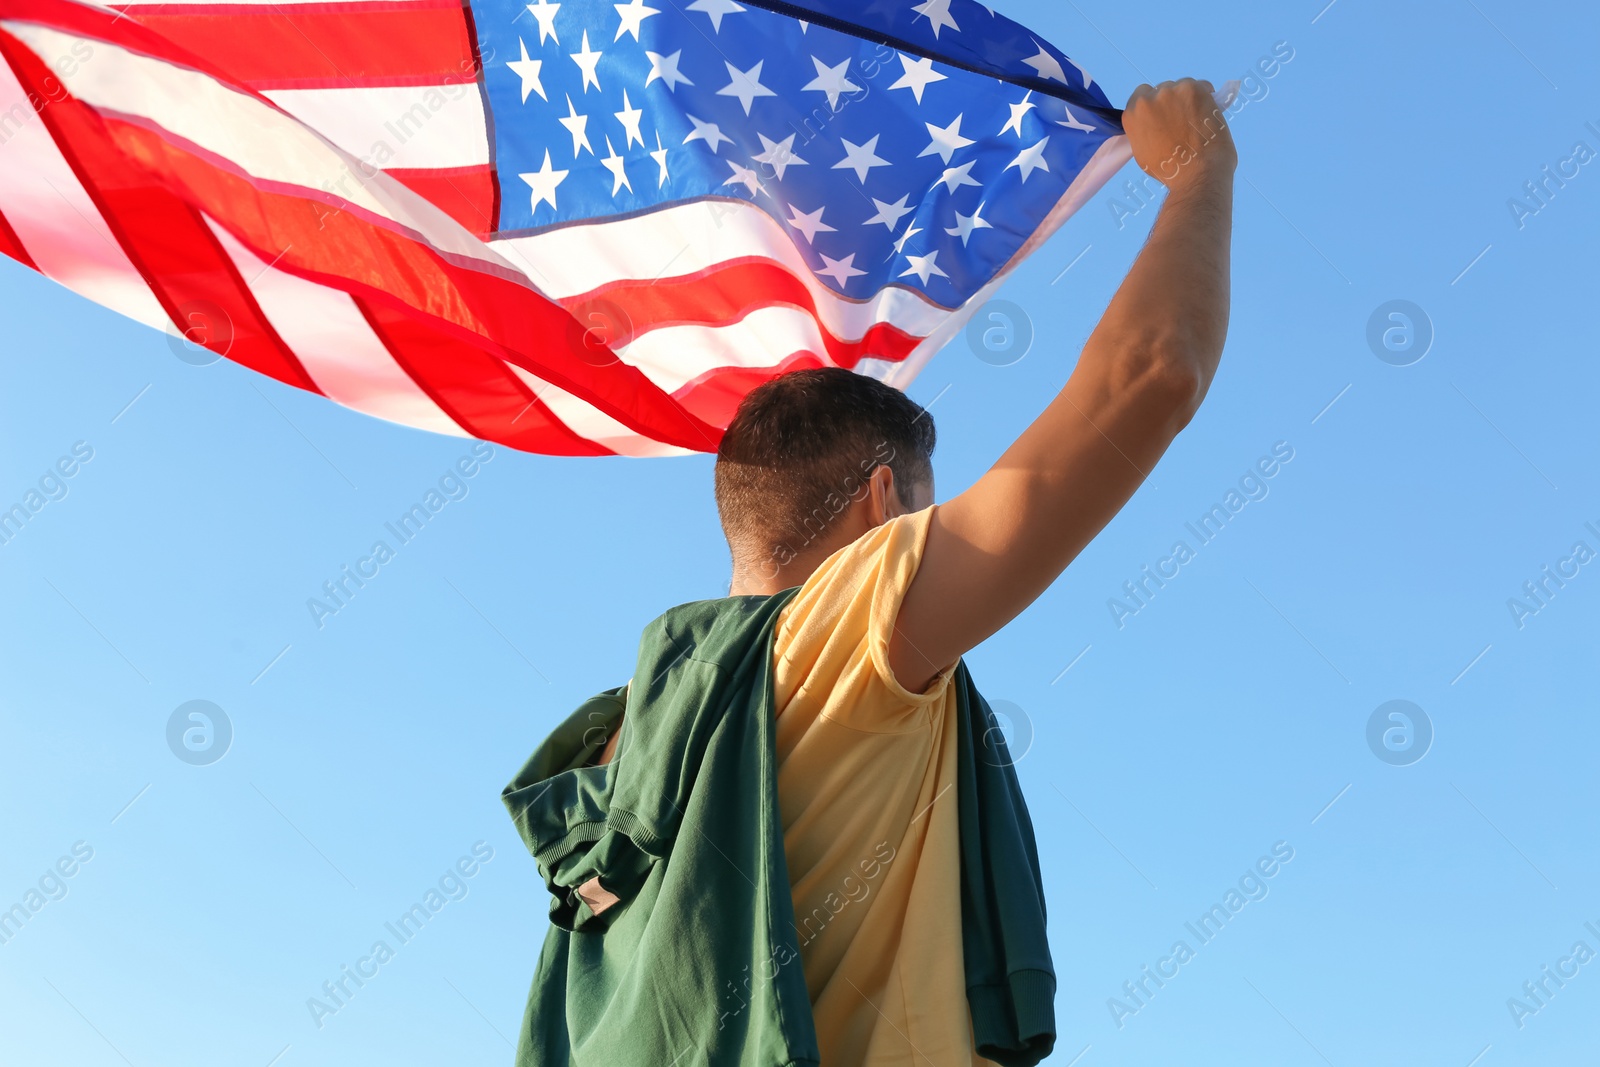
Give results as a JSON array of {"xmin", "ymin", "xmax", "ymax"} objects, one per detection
[
  {"xmin": 727, "ymin": 542, "xmax": 844, "ymax": 597},
  {"xmin": 725, "ymin": 488, "xmax": 912, "ymax": 596}
]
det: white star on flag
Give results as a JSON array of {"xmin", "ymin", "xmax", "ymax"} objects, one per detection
[
  {"xmin": 938, "ymin": 159, "xmax": 981, "ymax": 192},
  {"xmin": 724, "ymin": 160, "xmax": 763, "ymax": 195},
  {"xmin": 614, "ymin": 89, "xmax": 644, "ymax": 148},
  {"xmin": 900, "ymin": 250, "xmax": 948, "ymax": 285},
  {"xmin": 801, "ymin": 56, "xmax": 861, "ymax": 110},
  {"xmin": 945, "ymin": 202, "xmax": 993, "ymax": 245},
  {"xmin": 817, "ymin": 252, "xmax": 866, "ymax": 287},
  {"xmin": 1005, "ymin": 137, "xmax": 1051, "ymax": 182},
  {"xmin": 569, "ymin": 30, "xmax": 603, "ymax": 93},
  {"xmin": 786, "ymin": 204, "xmax": 836, "ymax": 244},
  {"xmin": 686, "ymin": 0, "xmax": 744, "ymax": 32},
  {"xmin": 613, "ymin": 0, "xmax": 658, "ymax": 41},
  {"xmin": 1000, "ymin": 92, "xmax": 1035, "ymax": 137},
  {"xmin": 519, "ymin": 149, "xmax": 568, "ymax": 211},
  {"xmin": 833, "ymin": 134, "xmax": 890, "ymax": 183},
  {"xmin": 600, "ymin": 137, "xmax": 632, "ymax": 195},
  {"xmin": 1058, "ymin": 106, "xmax": 1095, "ymax": 133},
  {"xmin": 559, "ymin": 94, "xmax": 592, "ymax": 156},
  {"xmin": 717, "ymin": 60, "xmax": 776, "ymax": 115},
  {"xmin": 683, "ymin": 113, "xmax": 731, "ymax": 153},
  {"xmin": 910, "ymin": 0, "xmax": 959, "ymax": 38},
  {"xmin": 507, "ymin": 38, "xmax": 546, "ymax": 103},
  {"xmin": 753, "ymin": 133, "xmax": 807, "ymax": 181},
  {"xmin": 1021, "ymin": 40, "xmax": 1068, "ymax": 84},
  {"xmin": 892, "ymin": 223, "xmax": 923, "ymax": 255},
  {"xmin": 919, "ymin": 114, "xmax": 974, "ymax": 164},
  {"xmin": 525, "ymin": 0, "xmax": 560, "ymax": 45},
  {"xmin": 650, "ymin": 131, "xmax": 671, "ymax": 186},
  {"xmin": 645, "ymin": 49, "xmax": 692, "ymax": 91},
  {"xmin": 888, "ymin": 53, "xmax": 947, "ymax": 103},
  {"xmin": 864, "ymin": 194, "xmax": 913, "ymax": 230}
]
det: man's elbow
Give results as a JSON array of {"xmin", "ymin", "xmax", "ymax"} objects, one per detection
[
  {"xmin": 1083, "ymin": 327, "xmax": 1219, "ymax": 428},
  {"xmin": 1161, "ymin": 358, "xmax": 1212, "ymax": 429},
  {"xmin": 1130, "ymin": 348, "xmax": 1211, "ymax": 431}
]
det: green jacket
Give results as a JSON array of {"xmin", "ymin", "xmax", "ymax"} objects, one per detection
[{"xmin": 502, "ymin": 591, "xmax": 1054, "ymax": 1067}]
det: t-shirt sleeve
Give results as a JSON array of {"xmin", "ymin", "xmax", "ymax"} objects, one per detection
[{"xmin": 773, "ymin": 505, "xmax": 955, "ymax": 733}]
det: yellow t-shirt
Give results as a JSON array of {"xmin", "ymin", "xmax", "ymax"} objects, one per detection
[{"xmin": 773, "ymin": 505, "xmax": 989, "ymax": 1067}]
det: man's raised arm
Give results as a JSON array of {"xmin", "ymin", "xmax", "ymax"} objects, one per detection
[{"xmin": 891, "ymin": 79, "xmax": 1237, "ymax": 691}]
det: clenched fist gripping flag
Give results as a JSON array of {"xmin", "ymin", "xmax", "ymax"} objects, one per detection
[{"xmin": 0, "ymin": 0, "xmax": 1129, "ymax": 455}]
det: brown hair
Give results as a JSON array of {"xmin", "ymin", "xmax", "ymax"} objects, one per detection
[{"xmin": 714, "ymin": 368, "xmax": 935, "ymax": 564}]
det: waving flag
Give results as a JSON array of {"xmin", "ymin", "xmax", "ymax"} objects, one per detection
[{"xmin": 0, "ymin": 0, "xmax": 1129, "ymax": 455}]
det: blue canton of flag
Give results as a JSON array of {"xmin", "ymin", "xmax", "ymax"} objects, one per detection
[{"xmin": 470, "ymin": 0, "xmax": 1122, "ymax": 309}]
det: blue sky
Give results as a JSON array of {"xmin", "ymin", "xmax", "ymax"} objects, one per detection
[{"xmin": 2, "ymin": 1, "xmax": 1598, "ymax": 1065}]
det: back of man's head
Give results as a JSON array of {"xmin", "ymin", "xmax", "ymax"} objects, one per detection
[{"xmin": 714, "ymin": 367, "xmax": 936, "ymax": 571}]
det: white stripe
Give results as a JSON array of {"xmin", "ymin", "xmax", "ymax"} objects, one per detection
[
  {"xmin": 3, "ymin": 24, "xmax": 514, "ymax": 273},
  {"xmin": 615, "ymin": 305, "xmax": 838, "ymax": 394},
  {"xmin": 0, "ymin": 59, "xmax": 167, "ymax": 327},
  {"xmin": 490, "ymin": 198, "xmax": 951, "ymax": 341},
  {"xmin": 264, "ymin": 85, "xmax": 489, "ymax": 172},
  {"xmin": 204, "ymin": 217, "xmax": 470, "ymax": 437},
  {"xmin": 502, "ymin": 364, "xmax": 691, "ymax": 458}
]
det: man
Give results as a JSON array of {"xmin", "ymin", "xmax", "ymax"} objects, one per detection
[{"xmin": 513, "ymin": 78, "xmax": 1234, "ymax": 1067}]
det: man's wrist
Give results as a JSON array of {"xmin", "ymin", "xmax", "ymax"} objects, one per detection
[{"xmin": 1163, "ymin": 160, "xmax": 1236, "ymax": 199}]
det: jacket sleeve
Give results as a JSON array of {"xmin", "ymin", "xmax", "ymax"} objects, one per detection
[
  {"xmin": 502, "ymin": 688, "xmax": 646, "ymax": 932},
  {"xmin": 955, "ymin": 664, "xmax": 1057, "ymax": 1067}
]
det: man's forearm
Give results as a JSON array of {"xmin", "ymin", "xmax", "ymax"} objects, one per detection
[{"xmin": 1080, "ymin": 164, "xmax": 1233, "ymax": 419}]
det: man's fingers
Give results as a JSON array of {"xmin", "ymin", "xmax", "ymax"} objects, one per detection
[{"xmin": 1120, "ymin": 75, "xmax": 1239, "ymax": 189}]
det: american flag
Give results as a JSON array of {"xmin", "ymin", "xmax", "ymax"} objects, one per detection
[{"xmin": 0, "ymin": 0, "xmax": 1130, "ymax": 456}]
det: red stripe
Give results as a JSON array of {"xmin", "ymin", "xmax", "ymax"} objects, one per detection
[
  {"xmin": 564, "ymin": 259, "xmax": 924, "ymax": 369},
  {"xmin": 388, "ymin": 164, "xmax": 495, "ymax": 237},
  {"xmin": 353, "ymin": 294, "xmax": 614, "ymax": 456},
  {"xmin": 671, "ymin": 351, "xmax": 828, "ymax": 428},
  {"xmin": 0, "ymin": 207, "xmax": 38, "ymax": 269},
  {"xmin": 118, "ymin": 2, "xmax": 476, "ymax": 90},
  {"xmin": 0, "ymin": 27, "xmax": 320, "ymax": 391},
  {"xmin": 57, "ymin": 99, "xmax": 723, "ymax": 449}
]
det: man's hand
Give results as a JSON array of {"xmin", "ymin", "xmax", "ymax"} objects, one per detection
[
  {"xmin": 1124, "ymin": 78, "xmax": 1238, "ymax": 191},
  {"xmin": 888, "ymin": 81, "xmax": 1236, "ymax": 693}
]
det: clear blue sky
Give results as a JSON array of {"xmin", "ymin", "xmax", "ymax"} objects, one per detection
[{"xmin": 3, "ymin": 1, "xmax": 1598, "ymax": 1065}]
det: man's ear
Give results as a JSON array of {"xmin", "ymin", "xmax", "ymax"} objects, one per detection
[{"xmin": 864, "ymin": 463, "xmax": 899, "ymax": 527}]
